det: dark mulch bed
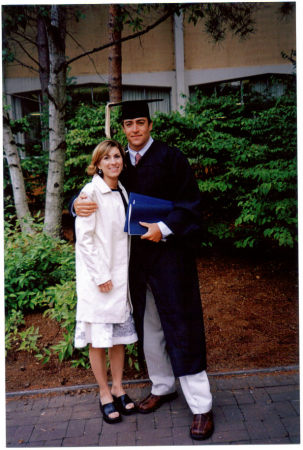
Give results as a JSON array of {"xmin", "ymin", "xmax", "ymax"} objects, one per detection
[{"xmin": 6, "ymin": 247, "xmax": 299, "ymax": 392}]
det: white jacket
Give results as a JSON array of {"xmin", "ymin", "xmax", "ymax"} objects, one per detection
[{"xmin": 75, "ymin": 175, "xmax": 131, "ymax": 323}]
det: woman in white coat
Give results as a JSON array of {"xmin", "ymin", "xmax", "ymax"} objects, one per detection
[{"xmin": 74, "ymin": 139, "xmax": 138, "ymax": 424}]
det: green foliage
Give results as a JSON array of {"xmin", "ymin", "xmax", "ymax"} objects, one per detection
[
  {"xmin": 152, "ymin": 90, "xmax": 297, "ymax": 249},
  {"xmin": 5, "ymin": 310, "xmax": 25, "ymax": 355},
  {"xmin": 18, "ymin": 326, "xmax": 41, "ymax": 353},
  {"xmin": 5, "ymin": 221, "xmax": 75, "ymax": 315},
  {"xmin": 36, "ymin": 280, "xmax": 78, "ymax": 363},
  {"xmin": 63, "ymin": 103, "xmax": 126, "ymax": 206}
]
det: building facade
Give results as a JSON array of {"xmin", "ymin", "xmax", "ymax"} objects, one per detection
[{"xmin": 3, "ymin": 3, "xmax": 296, "ymax": 124}]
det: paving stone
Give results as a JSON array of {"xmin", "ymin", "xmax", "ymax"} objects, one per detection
[
  {"xmin": 105, "ymin": 417, "xmax": 137, "ymax": 432},
  {"xmin": 43, "ymin": 439, "xmax": 63, "ymax": 447},
  {"xmin": 273, "ymin": 373, "xmax": 299, "ymax": 385},
  {"xmin": 274, "ymin": 400, "xmax": 299, "ymax": 418},
  {"xmin": 172, "ymin": 425, "xmax": 193, "ymax": 445},
  {"xmin": 291, "ymin": 399, "xmax": 300, "ymax": 415},
  {"xmin": 209, "ymin": 378, "xmax": 218, "ymax": 392},
  {"xmin": 6, "ymin": 411, "xmax": 40, "ymax": 427},
  {"xmin": 213, "ymin": 391, "xmax": 237, "ymax": 406},
  {"xmin": 240, "ymin": 403, "xmax": 276, "ymax": 422},
  {"xmin": 70, "ymin": 406, "xmax": 100, "ymax": 420},
  {"xmin": 246, "ymin": 375, "xmax": 280, "ymax": 388},
  {"xmin": 215, "ymin": 378, "xmax": 237, "ymax": 390},
  {"xmin": 289, "ymin": 434, "xmax": 300, "ymax": 443},
  {"xmin": 129, "ymin": 385, "xmax": 151, "ymax": 402},
  {"xmin": 37, "ymin": 406, "xmax": 73, "ymax": 423},
  {"xmin": 47, "ymin": 396, "xmax": 66, "ymax": 408},
  {"xmin": 22, "ymin": 440, "xmax": 46, "ymax": 447},
  {"xmin": 136, "ymin": 426, "xmax": 172, "ymax": 445},
  {"xmin": 212, "ymin": 404, "xmax": 225, "ymax": 421},
  {"xmin": 170, "ymin": 394, "xmax": 188, "ymax": 410},
  {"xmin": 262, "ymin": 416, "xmax": 288, "ymax": 439},
  {"xmin": 98, "ymin": 430, "xmax": 118, "ymax": 446},
  {"xmin": 63, "ymin": 434, "xmax": 100, "ymax": 446},
  {"xmin": 251, "ymin": 387, "xmax": 272, "ymax": 404},
  {"xmin": 5, "ymin": 372, "xmax": 300, "ymax": 446},
  {"xmin": 214, "ymin": 417, "xmax": 246, "ymax": 433},
  {"xmin": 117, "ymin": 430, "xmax": 137, "ymax": 446},
  {"xmin": 215, "ymin": 376, "xmax": 249, "ymax": 390},
  {"xmin": 171, "ymin": 409, "xmax": 192, "ymax": 427},
  {"xmin": 154, "ymin": 409, "xmax": 173, "ymax": 428},
  {"xmin": 6, "ymin": 399, "xmax": 34, "ymax": 413},
  {"xmin": 137, "ymin": 434, "xmax": 174, "ymax": 446},
  {"xmin": 233, "ymin": 390, "xmax": 255, "ymax": 405},
  {"xmin": 6, "ymin": 425, "xmax": 34, "ymax": 445},
  {"xmin": 222, "ymin": 404, "xmax": 244, "ymax": 423},
  {"xmin": 281, "ymin": 415, "xmax": 300, "ymax": 437},
  {"xmin": 29, "ymin": 397, "xmax": 50, "ymax": 411},
  {"xmin": 136, "ymin": 411, "xmax": 156, "ymax": 430},
  {"xmin": 269, "ymin": 436, "xmax": 292, "ymax": 443},
  {"xmin": 30, "ymin": 421, "xmax": 69, "ymax": 442},
  {"xmin": 266, "ymin": 385, "xmax": 299, "ymax": 402},
  {"xmin": 66, "ymin": 419, "xmax": 86, "ymax": 437},
  {"xmin": 244, "ymin": 419, "xmax": 270, "ymax": 440},
  {"xmin": 84, "ymin": 417, "xmax": 102, "ymax": 435},
  {"xmin": 211, "ymin": 428, "xmax": 250, "ymax": 444}
]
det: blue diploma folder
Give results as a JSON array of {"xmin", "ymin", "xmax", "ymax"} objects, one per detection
[{"xmin": 124, "ymin": 192, "xmax": 173, "ymax": 235}]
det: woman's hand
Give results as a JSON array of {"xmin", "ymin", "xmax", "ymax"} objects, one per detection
[
  {"xmin": 98, "ymin": 280, "xmax": 113, "ymax": 293},
  {"xmin": 75, "ymin": 193, "xmax": 98, "ymax": 217}
]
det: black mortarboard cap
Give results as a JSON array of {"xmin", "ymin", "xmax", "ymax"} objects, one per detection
[{"xmin": 105, "ymin": 99, "xmax": 163, "ymax": 137}]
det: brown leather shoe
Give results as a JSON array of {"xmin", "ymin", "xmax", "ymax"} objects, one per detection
[
  {"xmin": 190, "ymin": 410, "xmax": 214, "ymax": 440},
  {"xmin": 137, "ymin": 391, "xmax": 178, "ymax": 414}
]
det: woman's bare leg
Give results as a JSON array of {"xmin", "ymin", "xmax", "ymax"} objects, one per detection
[
  {"xmin": 109, "ymin": 345, "xmax": 134, "ymax": 410},
  {"xmin": 89, "ymin": 345, "xmax": 119, "ymax": 418}
]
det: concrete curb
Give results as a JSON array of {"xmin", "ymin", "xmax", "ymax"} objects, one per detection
[{"xmin": 6, "ymin": 364, "xmax": 299, "ymax": 398}]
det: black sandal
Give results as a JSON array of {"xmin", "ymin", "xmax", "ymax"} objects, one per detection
[
  {"xmin": 99, "ymin": 401, "xmax": 122, "ymax": 424},
  {"xmin": 113, "ymin": 394, "xmax": 137, "ymax": 415}
]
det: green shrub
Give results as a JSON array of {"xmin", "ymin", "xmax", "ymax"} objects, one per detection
[
  {"xmin": 64, "ymin": 103, "xmax": 127, "ymax": 207},
  {"xmin": 152, "ymin": 91, "xmax": 297, "ymax": 249},
  {"xmin": 5, "ymin": 221, "xmax": 75, "ymax": 315}
]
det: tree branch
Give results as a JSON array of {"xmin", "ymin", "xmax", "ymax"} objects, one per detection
[
  {"xmin": 66, "ymin": 30, "xmax": 107, "ymax": 83},
  {"xmin": 10, "ymin": 56, "xmax": 39, "ymax": 73},
  {"xmin": 13, "ymin": 29, "xmax": 37, "ymax": 46},
  {"xmin": 65, "ymin": 6, "xmax": 179, "ymax": 68},
  {"xmin": 10, "ymin": 37, "xmax": 40, "ymax": 68}
]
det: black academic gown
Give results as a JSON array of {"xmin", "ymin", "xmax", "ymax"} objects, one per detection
[{"xmin": 120, "ymin": 140, "xmax": 207, "ymax": 378}]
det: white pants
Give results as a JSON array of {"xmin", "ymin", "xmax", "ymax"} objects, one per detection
[{"xmin": 143, "ymin": 286, "xmax": 212, "ymax": 414}]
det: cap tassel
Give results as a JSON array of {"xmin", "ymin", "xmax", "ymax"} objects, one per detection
[{"xmin": 105, "ymin": 103, "xmax": 112, "ymax": 138}]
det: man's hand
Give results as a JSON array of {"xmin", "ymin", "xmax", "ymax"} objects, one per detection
[
  {"xmin": 140, "ymin": 222, "xmax": 162, "ymax": 242},
  {"xmin": 74, "ymin": 193, "xmax": 98, "ymax": 217},
  {"xmin": 98, "ymin": 280, "xmax": 113, "ymax": 293}
]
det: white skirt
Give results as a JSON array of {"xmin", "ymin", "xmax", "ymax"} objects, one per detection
[{"xmin": 74, "ymin": 313, "xmax": 138, "ymax": 349}]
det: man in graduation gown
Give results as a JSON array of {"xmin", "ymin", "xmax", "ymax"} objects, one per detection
[{"xmin": 73, "ymin": 100, "xmax": 214, "ymax": 440}]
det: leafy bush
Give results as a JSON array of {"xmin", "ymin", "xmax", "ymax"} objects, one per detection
[
  {"xmin": 64, "ymin": 103, "xmax": 127, "ymax": 206},
  {"xmin": 5, "ymin": 222, "xmax": 140, "ymax": 371},
  {"xmin": 5, "ymin": 221, "xmax": 75, "ymax": 315},
  {"xmin": 152, "ymin": 91, "xmax": 297, "ymax": 249}
]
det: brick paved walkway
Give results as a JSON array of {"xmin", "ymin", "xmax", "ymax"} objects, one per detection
[{"xmin": 6, "ymin": 371, "xmax": 300, "ymax": 446}]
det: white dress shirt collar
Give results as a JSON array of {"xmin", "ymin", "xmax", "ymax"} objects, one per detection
[{"xmin": 128, "ymin": 137, "xmax": 154, "ymax": 166}]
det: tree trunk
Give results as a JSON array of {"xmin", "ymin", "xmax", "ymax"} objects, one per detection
[
  {"xmin": 43, "ymin": 5, "xmax": 66, "ymax": 237},
  {"xmin": 36, "ymin": 11, "xmax": 50, "ymax": 146},
  {"xmin": 3, "ymin": 112, "xmax": 33, "ymax": 233},
  {"xmin": 108, "ymin": 4, "xmax": 122, "ymax": 103},
  {"xmin": 37, "ymin": 12, "xmax": 50, "ymax": 97}
]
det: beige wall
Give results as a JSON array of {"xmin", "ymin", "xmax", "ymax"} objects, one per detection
[
  {"xmin": 184, "ymin": 3, "xmax": 296, "ymax": 70},
  {"xmin": 4, "ymin": 4, "xmax": 175, "ymax": 80},
  {"xmin": 4, "ymin": 3, "xmax": 296, "ymax": 83}
]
